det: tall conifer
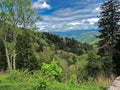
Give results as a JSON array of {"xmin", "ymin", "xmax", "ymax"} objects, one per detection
[{"xmin": 98, "ymin": 0, "xmax": 120, "ymax": 75}]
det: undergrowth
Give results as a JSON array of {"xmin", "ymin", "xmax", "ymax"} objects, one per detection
[{"xmin": 0, "ymin": 70, "xmax": 110, "ymax": 90}]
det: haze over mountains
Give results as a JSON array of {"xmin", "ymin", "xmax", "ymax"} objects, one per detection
[{"xmin": 42, "ymin": 29, "xmax": 99, "ymax": 44}]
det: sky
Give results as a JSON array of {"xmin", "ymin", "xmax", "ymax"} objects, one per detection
[{"xmin": 32, "ymin": 0, "xmax": 106, "ymax": 32}]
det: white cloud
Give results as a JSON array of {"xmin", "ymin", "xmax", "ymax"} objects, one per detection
[
  {"xmin": 36, "ymin": 12, "xmax": 99, "ymax": 32},
  {"xmin": 35, "ymin": 1, "xmax": 102, "ymax": 32},
  {"xmin": 68, "ymin": 22, "xmax": 83, "ymax": 26},
  {"xmin": 42, "ymin": 14, "xmax": 95, "ymax": 22},
  {"xmin": 95, "ymin": 7, "xmax": 101, "ymax": 12},
  {"xmin": 84, "ymin": 18, "xmax": 99, "ymax": 25},
  {"xmin": 36, "ymin": 17, "xmax": 99, "ymax": 32},
  {"xmin": 93, "ymin": 7, "xmax": 101, "ymax": 13},
  {"xmin": 33, "ymin": 0, "xmax": 51, "ymax": 9},
  {"xmin": 53, "ymin": 8, "xmax": 94, "ymax": 18}
]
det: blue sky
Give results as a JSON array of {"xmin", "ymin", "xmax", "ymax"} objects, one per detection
[{"xmin": 32, "ymin": 0, "xmax": 106, "ymax": 32}]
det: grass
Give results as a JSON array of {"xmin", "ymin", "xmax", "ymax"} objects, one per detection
[
  {"xmin": 0, "ymin": 82, "xmax": 105, "ymax": 90},
  {"xmin": 47, "ymin": 82, "xmax": 106, "ymax": 90},
  {"xmin": 0, "ymin": 71, "xmax": 110, "ymax": 90},
  {"xmin": 95, "ymin": 74, "xmax": 115, "ymax": 88}
]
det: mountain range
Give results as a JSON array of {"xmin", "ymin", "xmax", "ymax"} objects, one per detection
[{"xmin": 48, "ymin": 29, "xmax": 100, "ymax": 44}]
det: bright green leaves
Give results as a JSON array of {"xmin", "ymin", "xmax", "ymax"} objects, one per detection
[{"xmin": 41, "ymin": 59, "xmax": 62, "ymax": 76}]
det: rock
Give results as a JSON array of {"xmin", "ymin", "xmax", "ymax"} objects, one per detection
[{"xmin": 107, "ymin": 76, "xmax": 120, "ymax": 90}]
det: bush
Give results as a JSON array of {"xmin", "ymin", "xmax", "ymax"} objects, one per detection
[
  {"xmin": 35, "ymin": 76, "xmax": 49, "ymax": 90},
  {"xmin": 68, "ymin": 74, "xmax": 77, "ymax": 86},
  {"xmin": 41, "ymin": 59, "xmax": 62, "ymax": 78}
]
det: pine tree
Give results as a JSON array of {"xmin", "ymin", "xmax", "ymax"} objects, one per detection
[{"xmin": 97, "ymin": 0, "xmax": 120, "ymax": 75}]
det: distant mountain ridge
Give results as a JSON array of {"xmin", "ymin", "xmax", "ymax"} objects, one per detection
[
  {"xmin": 48, "ymin": 29, "xmax": 99, "ymax": 44},
  {"xmin": 75, "ymin": 32, "xmax": 99, "ymax": 44}
]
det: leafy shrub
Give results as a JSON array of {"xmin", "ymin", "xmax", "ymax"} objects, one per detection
[
  {"xmin": 35, "ymin": 59, "xmax": 62, "ymax": 90},
  {"xmin": 68, "ymin": 74, "xmax": 77, "ymax": 86},
  {"xmin": 41, "ymin": 59, "xmax": 62, "ymax": 78},
  {"xmin": 6, "ymin": 70, "xmax": 31, "ymax": 82},
  {"xmin": 35, "ymin": 76, "xmax": 49, "ymax": 90}
]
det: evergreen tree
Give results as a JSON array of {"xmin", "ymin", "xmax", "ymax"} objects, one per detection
[{"xmin": 97, "ymin": 0, "xmax": 120, "ymax": 75}]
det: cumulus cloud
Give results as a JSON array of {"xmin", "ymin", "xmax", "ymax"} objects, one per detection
[
  {"xmin": 36, "ymin": 18, "xmax": 98, "ymax": 32},
  {"xmin": 33, "ymin": 0, "xmax": 51, "ymax": 9},
  {"xmin": 83, "ymin": 18, "xmax": 99, "ymax": 25},
  {"xmin": 35, "ymin": 0, "xmax": 102, "ymax": 32}
]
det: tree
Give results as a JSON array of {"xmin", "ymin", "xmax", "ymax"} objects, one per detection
[
  {"xmin": 113, "ymin": 26, "xmax": 120, "ymax": 75},
  {"xmin": 0, "ymin": 39, "xmax": 6, "ymax": 70},
  {"xmin": 87, "ymin": 51, "xmax": 102, "ymax": 78},
  {"xmin": 0, "ymin": 0, "xmax": 40, "ymax": 71},
  {"xmin": 97, "ymin": 0, "xmax": 120, "ymax": 75},
  {"xmin": 16, "ymin": 30, "xmax": 40, "ymax": 70}
]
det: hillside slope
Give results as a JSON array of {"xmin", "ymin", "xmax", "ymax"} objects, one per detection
[
  {"xmin": 50, "ymin": 30, "xmax": 99, "ymax": 44},
  {"xmin": 75, "ymin": 32, "xmax": 99, "ymax": 44}
]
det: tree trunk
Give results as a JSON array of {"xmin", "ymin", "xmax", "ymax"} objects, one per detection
[
  {"xmin": 4, "ymin": 40, "xmax": 12, "ymax": 71},
  {"xmin": 13, "ymin": 34, "xmax": 17, "ymax": 70},
  {"xmin": 13, "ymin": 49, "xmax": 16, "ymax": 70}
]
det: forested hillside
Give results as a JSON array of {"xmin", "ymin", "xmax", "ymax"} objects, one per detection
[
  {"xmin": 50, "ymin": 30, "xmax": 99, "ymax": 44},
  {"xmin": 0, "ymin": 29, "xmax": 104, "ymax": 90},
  {"xmin": 0, "ymin": 30, "xmax": 97, "ymax": 75},
  {"xmin": 74, "ymin": 32, "xmax": 99, "ymax": 44}
]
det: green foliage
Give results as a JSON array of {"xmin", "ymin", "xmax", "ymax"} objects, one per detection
[
  {"xmin": 87, "ymin": 51, "xmax": 102, "ymax": 77},
  {"xmin": 42, "ymin": 32, "xmax": 93, "ymax": 56},
  {"xmin": 35, "ymin": 76, "xmax": 49, "ymax": 90},
  {"xmin": 75, "ymin": 32, "xmax": 100, "ymax": 44},
  {"xmin": 41, "ymin": 59, "xmax": 62, "ymax": 77},
  {"xmin": 68, "ymin": 74, "xmax": 78, "ymax": 86},
  {"xmin": 0, "ymin": 40, "xmax": 6, "ymax": 70},
  {"xmin": 0, "ymin": 0, "xmax": 41, "ymax": 70},
  {"xmin": 47, "ymin": 83, "xmax": 104, "ymax": 90},
  {"xmin": 0, "ymin": 27, "xmax": 105, "ymax": 86},
  {"xmin": 34, "ymin": 59, "xmax": 62, "ymax": 90},
  {"xmin": 97, "ymin": 0, "xmax": 120, "ymax": 76},
  {"xmin": 0, "ymin": 71, "xmax": 106, "ymax": 90}
]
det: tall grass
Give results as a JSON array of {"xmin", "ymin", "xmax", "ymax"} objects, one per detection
[
  {"xmin": 0, "ymin": 71, "xmax": 112, "ymax": 90},
  {"xmin": 95, "ymin": 74, "xmax": 115, "ymax": 88}
]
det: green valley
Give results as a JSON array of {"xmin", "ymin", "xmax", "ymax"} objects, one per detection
[{"xmin": 50, "ymin": 30, "xmax": 99, "ymax": 44}]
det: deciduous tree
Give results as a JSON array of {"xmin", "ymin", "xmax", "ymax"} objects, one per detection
[{"xmin": 0, "ymin": 0, "xmax": 40, "ymax": 70}]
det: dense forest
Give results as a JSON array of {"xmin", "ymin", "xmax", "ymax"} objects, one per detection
[{"xmin": 0, "ymin": 0, "xmax": 120, "ymax": 90}]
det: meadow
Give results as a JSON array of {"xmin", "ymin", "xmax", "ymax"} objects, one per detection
[{"xmin": 0, "ymin": 70, "xmax": 112, "ymax": 90}]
